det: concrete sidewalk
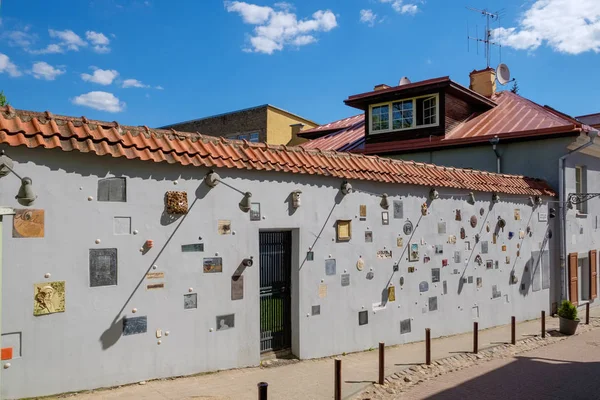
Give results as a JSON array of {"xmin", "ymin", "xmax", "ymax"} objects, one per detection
[{"xmin": 66, "ymin": 306, "xmax": 600, "ymax": 400}]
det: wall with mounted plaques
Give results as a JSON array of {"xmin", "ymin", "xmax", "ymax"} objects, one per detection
[{"xmin": 0, "ymin": 144, "xmax": 556, "ymax": 399}]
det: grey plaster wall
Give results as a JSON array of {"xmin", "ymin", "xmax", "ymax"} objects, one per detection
[
  {"xmin": 394, "ymin": 137, "xmax": 573, "ymax": 191},
  {"xmin": 1, "ymin": 145, "xmax": 553, "ymax": 399}
]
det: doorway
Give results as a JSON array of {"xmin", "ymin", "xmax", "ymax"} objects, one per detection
[{"xmin": 259, "ymin": 231, "xmax": 292, "ymax": 353}]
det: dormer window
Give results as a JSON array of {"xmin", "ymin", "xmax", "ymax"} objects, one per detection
[{"xmin": 369, "ymin": 94, "xmax": 439, "ymax": 134}]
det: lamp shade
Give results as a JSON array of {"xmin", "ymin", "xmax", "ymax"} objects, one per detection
[
  {"xmin": 239, "ymin": 192, "xmax": 252, "ymax": 213},
  {"xmin": 16, "ymin": 177, "xmax": 36, "ymax": 206},
  {"xmin": 380, "ymin": 193, "xmax": 389, "ymax": 209}
]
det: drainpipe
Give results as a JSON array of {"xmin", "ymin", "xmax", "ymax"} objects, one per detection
[
  {"xmin": 559, "ymin": 130, "xmax": 599, "ymax": 303},
  {"xmin": 489, "ymin": 136, "xmax": 501, "ymax": 173}
]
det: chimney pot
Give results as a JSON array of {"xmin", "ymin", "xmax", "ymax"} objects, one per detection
[{"xmin": 469, "ymin": 68, "xmax": 496, "ymax": 98}]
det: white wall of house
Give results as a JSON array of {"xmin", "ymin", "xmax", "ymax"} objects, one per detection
[{"xmin": 1, "ymin": 145, "xmax": 553, "ymax": 399}]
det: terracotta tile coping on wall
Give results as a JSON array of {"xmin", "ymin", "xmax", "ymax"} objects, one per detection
[{"xmin": 0, "ymin": 106, "xmax": 555, "ymax": 197}]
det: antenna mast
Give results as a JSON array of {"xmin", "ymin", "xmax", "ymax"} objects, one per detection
[{"xmin": 466, "ymin": 7, "xmax": 500, "ymax": 68}]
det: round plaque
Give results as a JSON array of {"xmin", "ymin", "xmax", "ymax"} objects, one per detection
[
  {"xmin": 480, "ymin": 207, "xmax": 485, "ymax": 216},
  {"xmin": 356, "ymin": 257, "xmax": 365, "ymax": 271},
  {"xmin": 400, "ymin": 276, "xmax": 405, "ymax": 286},
  {"xmin": 403, "ymin": 220, "xmax": 414, "ymax": 235}
]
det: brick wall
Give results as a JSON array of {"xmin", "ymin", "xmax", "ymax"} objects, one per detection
[
  {"xmin": 165, "ymin": 106, "xmax": 268, "ymax": 141},
  {"xmin": 445, "ymin": 93, "xmax": 474, "ymax": 131}
]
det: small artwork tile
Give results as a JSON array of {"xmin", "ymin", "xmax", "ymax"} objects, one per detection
[
  {"xmin": 514, "ymin": 209, "xmax": 521, "ymax": 220},
  {"xmin": 408, "ymin": 266, "xmax": 415, "ymax": 273},
  {"xmin": 429, "ymin": 296, "xmax": 438, "ymax": 311},
  {"xmin": 312, "ymin": 305, "xmax": 321, "ymax": 316},
  {"xmin": 89, "ymin": 248, "xmax": 118, "ymax": 287},
  {"xmin": 13, "ymin": 209, "xmax": 44, "ymax": 238},
  {"xmin": 306, "ymin": 251, "xmax": 314, "ymax": 261},
  {"xmin": 382, "ymin": 211, "xmax": 389, "ymax": 225},
  {"xmin": 442, "ymin": 259, "xmax": 448, "ymax": 267},
  {"xmin": 113, "ymin": 216, "xmax": 131, "ymax": 235},
  {"xmin": 403, "ymin": 220, "xmax": 413, "ymax": 235},
  {"xmin": 182, "ymin": 243, "xmax": 204, "ymax": 252},
  {"xmin": 476, "ymin": 277, "xmax": 482, "ymax": 288},
  {"xmin": 184, "ymin": 293, "xmax": 198, "ymax": 309},
  {"xmin": 319, "ymin": 284, "xmax": 327, "ymax": 298},
  {"xmin": 400, "ymin": 319, "xmax": 411, "ymax": 334},
  {"xmin": 123, "ymin": 316, "xmax": 147, "ymax": 336},
  {"xmin": 443, "ymin": 280, "xmax": 448, "ymax": 295},
  {"xmin": 218, "ymin": 220, "xmax": 232, "ymax": 235},
  {"xmin": 216, "ymin": 314, "xmax": 235, "ymax": 331},
  {"xmin": 453, "ymin": 251, "xmax": 461, "ymax": 264},
  {"xmin": 325, "ymin": 259, "xmax": 337, "ymax": 276},
  {"xmin": 203, "ymin": 257, "xmax": 223, "ymax": 273},
  {"xmin": 359, "ymin": 205, "xmax": 367, "ymax": 219},
  {"xmin": 486, "ymin": 260, "xmax": 493, "ymax": 270},
  {"xmin": 358, "ymin": 310, "xmax": 368, "ymax": 326},
  {"xmin": 396, "ymin": 237, "xmax": 403, "ymax": 247},
  {"xmin": 393, "ymin": 200, "xmax": 403, "ymax": 219},
  {"xmin": 341, "ymin": 273, "xmax": 350, "ymax": 287},
  {"xmin": 492, "ymin": 285, "xmax": 502, "ymax": 299},
  {"xmin": 431, "ymin": 268, "xmax": 440, "ymax": 283},
  {"xmin": 438, "ymin": 221, "xmax": 447, "ymax": 235},
  {"xmin": 365, "ymin": 231, "xmax": 373, "ymax": 243},
  {"xmin": 377, "ymin": 250, "xmax": 393, "ymax": 259},
  {"xmin": 419, "ymin": 281, "xmax": 429, "ymax": 292},
  {"xmin": 481, "ymin": 241, "xmax": 489, "ymax": 254},
  {"xmin": 455, "ymin": 209, "xmax": 462, "ymax": 221},
  {"xmin": 250, "ymin": 203, "xmax": 261, "ymax": 221},
  {"xmin": 435, "ymin": 245, "xmax": 444, "ymax": 254},
  {"xmin": 33, "ymin": 281, "xmax": 65, "ymax": 316},
  {"xmin": 1, "ymin": 347, "xmax": 13, "ymax": 361},
  {"xmin": 366, "ymin": 271, "xmax": 375, "ymax": 280},
  {"xmin": 468, "ymin": 276, "xmax": 473, "ymax": 284},
  {"xmin": 165, "ymin": 191, "xmax": 188, "ymax": 214}
]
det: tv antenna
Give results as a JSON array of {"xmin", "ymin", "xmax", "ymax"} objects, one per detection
[{"xmin": 467, "ymin": 7, "xmax": 501, "ymax": 69}]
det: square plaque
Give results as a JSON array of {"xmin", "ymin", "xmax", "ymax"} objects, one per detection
[
  {"xmin": 358, "ymin": 310, "xmax": 368, "ymax": 326},
  {"xmin": 400, "ymin": 319, "xmax": 411, "ymax": 334},
  {"xmin": 312, "ymin": 305, "xmax": 320, "ymax": 316},
  {"xmin": 341, "ymin": 273, "xmax": 350, "ymax": 287},
  {"xmin": 123, "ymin": 316, "xmax": 147, "ymax": 336},
  {"xmin": 429, "ymin": 296, "xmax": 438, "ymax": 311},
  {"xmin": 89, "ymin": 248, "xmax": 117, "ymax": 287},
  {"xmin": 184, "ymin": 293, "xmax": 198, "ymax": 309},
  {"xmin": 216, "ymin": 314, "xmax": 234, "ymax": 331},
  {"xmin": 325, "ymin": 259, "xmax": 337, "ymax": 275}
]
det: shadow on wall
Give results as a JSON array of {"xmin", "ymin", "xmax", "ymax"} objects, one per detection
[{"xmin": 418, "ymin": 354, "xmax": 600, "ymax": 399}]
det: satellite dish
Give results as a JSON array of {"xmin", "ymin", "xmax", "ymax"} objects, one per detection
[
  {"xmin": 398, "ymin": 76, "xmax": 411, "ymax": 86},
  {"xmin": 496, "ymin": 63, "xmax": 511, "ymax": 85}
]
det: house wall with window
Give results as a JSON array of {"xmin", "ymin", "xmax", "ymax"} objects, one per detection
[
  {"xmin": 266, "ymin": 107, "xmax": 316, "ymax": 146},
  {"xmin": 0, "ymin": 143, "xmax": 554, "ymax": 399}
]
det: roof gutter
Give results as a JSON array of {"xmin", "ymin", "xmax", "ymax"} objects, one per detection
[{"xmin": 559, "ymin": 129, "xmax": 599, "ymax": 303}]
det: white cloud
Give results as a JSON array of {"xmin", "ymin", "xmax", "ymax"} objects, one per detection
[
  {"xmin": 72, "ymin": 91, "xmax": 125, "ymax": 112},
  {"xmin": 155, "ymin": 85, "xmax": 164, "ymax": 90},
  {"xmin": 30, "ymin": 61, "xmax": 65, "ymax": 80},
  {"xmin": 226, "ymin": 2, "xmax": 338, "ymax": 54},
  {"xmin": 49, "ymin": 29, "xmax": 87, "ymax": 51},
  {"xmin": 86, "ymin": 31, "xmax": 111, "ymax": 53},
  {"xmin": 360, "ymin": 9, "xmax": 377, "ymax": 27},
  {"xmin": 380, "ymin": 0, "xmax": 419, "ymax": 15},
  {"xmin": 492, "ymin": 0, "xmax": 600, "ymax": 54},
  {"xmin": 29, "ymin": 44, "xmax": 64, "ymax": 55},
  {"xmin": 6, "ymin": 29, "xmax": 37, "ymax": 49},
  {"xmin": 81, "ymin": 67, "xmax": 119, "ymax": 85},
  {"xmin": 122, "ymin": 78, "xmax": 149, "ymax": 88},
  {"xmin": 0, "ymin": 53, "xmax": 22, "ymax": 77}
]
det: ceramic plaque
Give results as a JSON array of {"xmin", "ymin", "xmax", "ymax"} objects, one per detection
[
  {"xmin": 409, "ymin": 243, "xmax": 419, "ymax": 262},
  {"xmin": 400, "ymin": 319, "xmax": 411, "ymax": 334},
  {"xmin": 382, "ymin": 211, "xmax": 389, "ymax": 225},
  {"xmin": 13, "ymin": 209, "xmax": 44, "ymax": 238},
  {"xmin": 514, "ymin": 209, "xmax": 521, "ymax": 220},
  {"xmin": 336, "ymin": 220, "xmax": 352, "ymax": 241},
  {"xmin": 341, "ymin": 273, "xmax": 350, "ymax": 287},
  {"xmin": 358, "ymin": 310, "xmax": 368, "ymax": 326},
  {"xmin": 486, "ymin": 260, "xmax": 493, "ymax": 270},
  {"xmin": 432, "ymin": 268, "xmax": 440, "ymax": 283},
  {"xmin": 454, "ymin": 251, "xmax": 461, "ymax": 264},
  {"xmin": 89, "ymin": 248, "xmax": 118, "ymax": 287},
  {"xmin": 377, "ymin": 250, "xmax": 393, "ymax": 259},
  {"xmin": 470, "ymin": 215, "xmax": 477, "ymax": 228},
  {"xmin": 492, "ymin": 285, "xmax": 501, "ymax": 299},
  {"xmin": 393, "ymin": 200, "xmax": 403, "ymax": 219},
  {"xmin": 435, "ymin": 245, "xmax": 444, "ymax": 254},
  {"xmin": 146, "ymin": 272, "xmax": 164, "ymax": 279},
  {"xmin": 231, "ymin": 275, "xmax": 244, "ymax": 300},
  {"xmin": 312, "ymin": 305, "xmax": 321, "ymax": 316},
  {"xmin": 365, "ymin": 231, "xmax": 373, "ymax": 243},
  {"xmin": 216, "ymin": 314, "xmax": 234, "ymax": 330},
  {"xmin": 468, "ymin": 276, "xmax": 473, "ymax": 284},
  {"xmin": 249, "ymin": 203, "xmax": 261, "ymax": 221},
  {"xmin": 442, "ymin": 280, "xmax": 447, "ymax": 295},
  {"xmin": 359, "ymin": 205, "xmax": 367, "ymax": 219},
  {"xmin": 455, "ymin": 209, "xmax": 462, "ymax": 221},
  {"xmin": 203, "ymin": 257, "xmax": 223, "ymax": 273},
  {"xmin": 218, "ymin": 220, "xmax": 232, "ymax": 235},
  {"xmin": 419, "ymin": 281, "xmax": 429, "ymax": 292},
  {"xmin": 438, "ymin": 222, "xmax": 447, "ymax": 235},
  {"xmin": 481, "ymin": 241, "xmax": 489, "ymax": 254},
  {"xmin": 123, "ymin": 316, "xmax": 147, "ymax": 335},
  {"xmin": 476, "ymin": 277, "xmax": 482, "ymax": 288},
  {"xmin": 318, "ymin": 284, "xmax": 327, "ymax": 298},
  {"xmin": 306, "ymin": 251, "xmax": 314, "ymax": 261},
  {"xmin": 403, "ymin": 220, "xmax": 413, "ymax": 235},
  {"xmin": 184, "ymin": 293, "xmax": 198, "ymax": 309},
  {"xmin": 325, "ymin": 259, "xmax": 337, "ymax": 275},
  {"xmin": 539, "ymin": 212, "xmax": 548, "ymax": 222},
  {"xmin": 429, "ymin": 296, "xmax": 438, "ymax": 311},
  {"xmin": 356, "ymin": 257, "xmax": 365, "ymax": 271},
  {"xmin": 147, "ymin": 283, "xmax": 164, "ymax": 290},
  {"xmin": 396, "ymin": 237, "xmax": 403, "ymax": 247},
  {"xmin": 447, "ymin": 235, "xmax": 457, "ymax": 244},
  {"xmin": 33, "ymin": 281, "xmax": 65, "ymax": 316},
  {"xmin": 366, "ymin": 271, "xmax": 375, "ymax": 280},
  {"xmin": 182, "ymin": 243, "xmax": 204, "ymax": 252}
]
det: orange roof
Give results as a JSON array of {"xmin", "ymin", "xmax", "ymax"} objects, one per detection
[{"xmin": 0, "ymin": 106, "xmax": 555, "ymax": 196}]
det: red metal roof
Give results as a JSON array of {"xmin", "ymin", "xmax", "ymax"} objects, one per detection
[
  {"xmin": 300, "ymin": 114, "xmax": 363, "ymax": 135},
  {"xmin": 577, "ymin": 113, "xmax": 600, "ymax": 127},
  {"xmin": 0, "ymin": 106, "xmax": 555, "ymax": 196},
  {"xmin": 301, "ymin": 118, "xmax": 365, "ymax": 152}
]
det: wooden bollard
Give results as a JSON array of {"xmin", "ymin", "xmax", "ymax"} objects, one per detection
[
  {"xmin": 511, "ymin": 316, "xmax": 516, "ymax": 345},
  {"xmin": 473, "ymin": 322, "xmax": 479, "ymax": 354},
  {"xmin": 378, "ymin": 342, "xmax": 385, "ymax": 385},
  {"xmin": 425, "ymin": 328, "xmax": 431, "ymax": 365},
  {"xmin": 334, "ymin": 359, "xmax": 342, "ymax": 400},
  {"xmin": 541, "ymin": 311, "xmax": 546, "ymax": 338},
  {"xmin": 586, "ymin": 303, "xmax": 590, "ymax": 325}
]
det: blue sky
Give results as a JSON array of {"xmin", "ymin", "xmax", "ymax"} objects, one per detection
[{"xmin": 0, "ymin": 0, "xmax": 599, "ymax": 128}]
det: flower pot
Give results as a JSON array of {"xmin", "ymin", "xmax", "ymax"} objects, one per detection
[{"xmin": 559, "ymin": 316, "xmax": 579, "ymax": 335}]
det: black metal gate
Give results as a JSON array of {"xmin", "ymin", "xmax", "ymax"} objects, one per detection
[{"xmin": 259, "ymin": 231, "xmax": 292, "ymax": 353}]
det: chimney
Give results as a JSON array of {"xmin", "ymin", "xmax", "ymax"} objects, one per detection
[
  {"xmin": 374, "ymin": 84, "xmax": 391, "ymax": 91},
  {"xmin": 469, "ymin": 68, "xmax": 496, "ymax": 98}
]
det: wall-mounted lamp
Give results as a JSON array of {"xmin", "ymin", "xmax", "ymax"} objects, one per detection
[
  {"xmin": 429, "ymin": 188, "xmax": 439, "ymax": 201},
  {"xmin": 528, "ymin": 196, "xmax": 535, "ymax": 206},
  {"xmin": 242, "ymin": 257, "xmax": 254, "ymax": 267},
  {"xmin": 292, "ymin": 190, "xmax": 302, "ymax": 209},
  {"xmin": 341, "ymin": 181, "xmax": 352, "ymax": 195},
  {"xmin": 535, "ymin": 196, "xmax": 543, "ymax": 206},
  {"xmin": 204, "ymin": 170, "xmax": 220, "ymax": 188},
  {"xmin": 0, "ymin": 153, "xmax": 36, "ymax": 206},
  {"xmin": 380, "ymin": 193, "xmax": 389, "ymax": 209},
  {"xmin": 492, "ymin": 193, "xmax": 500, "ymax": 203},
  {"xmin": 239, "ymin": 192, "xmax": 252, "ymax": 213},
  {"xmin": 467, "ymin": 192, "xmax": 475, "ymax": 204}
]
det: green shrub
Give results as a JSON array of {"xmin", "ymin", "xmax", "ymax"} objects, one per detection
[{"xmin": 557, "ymin": 300, "xmax": 578, "ymax": 321}]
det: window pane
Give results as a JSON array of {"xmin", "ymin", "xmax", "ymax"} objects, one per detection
[
  {"xmin": 250, "ymin": 133, "xmax": 259, "ymax": 142},
  {"xmin": 237, "ymin": 134, "xmax": 249, "ymax": 140},
  {"xmin": 372, "ymin": 105, "xmax": 389, "ymax": 131}
]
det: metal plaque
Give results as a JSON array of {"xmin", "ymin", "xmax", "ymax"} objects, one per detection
[
  {"xmin": 492, "ymin": 284, "xmax": 501, "ymax": 299},
  {"xmin": 306, "ymin": 251, "xmax": 314, "ymax": 261},
  {"xmin": 312, "ymin": 305, "xmax": 320, "ymax": 316},
  {"xmin": 203, "ymin": 257, "xmax": 223, "ymax": 273},
  {"xmin": 468, "ymin": 276, "xmax": 473, "ymax": 284},
  {"xmin": 325, "ymin": 259, "xmax": 337, "ymax": 275},
  {"xmin": 89, "ymin": 248, "xmax": 117, "ymax": 287},
  {"xmin": 182, "ymin": 243, "xmax": 204, "ymax": 252},
  {"xmin": 33, "ymin": 281, "xmax": 65, "ymax": 316},
  {"xmin": 184, "ymin": 293, "xmax": 197, "ymax": 309},
  {"xmin": 359, "ymin": 205, "xmax": 367, "ymax": 219},
  {"xmin": 429, "ymin": 296, "xmax": 438, "ymax": 311},
  {"xmin": 123, "ymin": 316, "xmax": 147, "ymax": 336},
  {"xmin": 403, "ymin": 220, "xmax": 413, "ymax": 235},
  {"xmin": 98, "ymin": 177, "xmax": 126, "ymax": 202},
  {"xmin": 13, "ymin": 209, "xmax": 44, "ymax": 238},
  {"xmin": 341, "ymin": 273, "xmax": 350, "ymax": 287},
  {"xmin": 231, "ymin": 275, "xmax": 244, "ymax": 300},
  {"xmin": 250, "ymin": 203, "xmax": 261, "ymax": 221},
  {"xmin": 147, "ymin": 283, "xmax": 164, "ymax": 290},
  {"xmin": 400, "ymin": 319, "xmax": 411, "ymax": 334},
  {"xmin": 481, "ymin": 241, "xmax": 489, "ymax": 254},
  {"xmin": 454, "ymin": 251, "xmax": 461, "ymax": 264},
  {"xmin": 216, "ymin": 314, "xmax": 234, "ymax": 331},
  {"xmin": 358, "ymin": 310, "xmax": 368, "ymax": 326},
  {"xmin": 365, "ymin": 231, "xmax": 373, "ymax": 243},
  {"xmin": 146, "ymin": 272, "xmax": 164, "ymax": 279},
  {"xmin": 393, "ymin": 200, "xmax": 403, "ymax": 219},
  {"xmin": 432, "ymin": 268, "xmax": 440, "ymax": 283},
  {"xmin": 419, "ymin": 281, "xmax": 429, "ymax": 292},
  {"xmin": 538, "ymin": 212, "xmax": 548, "ymax": 222},
  {"xmin": 366, "ymin": 271, "xmax": 375, "ymax": 280}
]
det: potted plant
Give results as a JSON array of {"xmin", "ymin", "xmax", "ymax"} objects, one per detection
[{"xmin": 558, "ymin": 300, "xmax": 579, "ymax": 335}]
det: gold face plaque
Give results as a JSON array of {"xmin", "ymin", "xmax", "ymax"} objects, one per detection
[
  {"xmin": 336, "ymin": 220, "xmax": 352, "ymax": 241},
  {"xmin": 34, "ymin": 281, "xmax": 65, "ymax": 316},
  {"xmin": 13, "ymin": 209, "xmax": 44, "ymax": 238}
]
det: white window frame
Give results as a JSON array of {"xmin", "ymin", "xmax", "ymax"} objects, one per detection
[
  {"xmin": 575, "ymin": 166, "xmax": 587, "ymax": 214},
  {"xmin": 369, "ymin": 93, "xmax": 440, "ymax": 135}
]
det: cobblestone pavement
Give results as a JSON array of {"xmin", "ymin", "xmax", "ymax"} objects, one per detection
[{"xmin": 358, "ymin": 317, "xmax": 600, "ymax": 400}]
